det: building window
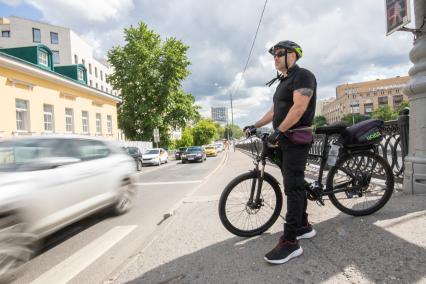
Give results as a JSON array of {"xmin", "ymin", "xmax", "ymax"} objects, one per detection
[
  {"xmin": 43, "ymin": 104, "xmax": 54, "ymax": 132},
  {"xmin": 378, "ymin": 96, "xmax": 388, "ymax": 106},
  {"xmin": 16, "ymin": 99, "xmax": 29, "ymax": 131},
  {"xmin": 96, "ymin": 82, "xmax": 98, "ymax": 89},
  {"xmin": 39, "ymin": 50, "xmax": 49, "ymax": 66},
  {"xmin": 77, "ymin": 69, "xmax": 84, "ymax": 81},
  {"xmin": 32, "ymin": 28, "xmax": 41, "ymax": 43},
  {"xmin": 96, "ymin": 113, "xmax": 102, "ymax": 134},
  {"xmin": 393, "ymin": 95, "xmax": 404, "ymax": 108},
  {"xmin": 90, "ymin": 80, "xmax": 93, "ymax": 86},
  {"xmin": 101, "ymin": 85, "xmax": 104, "ymax": 91},
  {"xmin": 81, "ymin": 59, "xmax": 85, "ymax": 66},
  {"xmin": 364, "ymin": 103, "xmax": 373, "ymax": 115},
  {"xmin": 107, "ymin": 115, "xmax": 112, "ymax": 134},
  {"xmin": 100, "ymin": 70, "xmax": 103, "ymax": 81},
  {"xmin": 82, "ymin": 111, "xmax": 89, "ymax": 134},
  {"xmin": 1, "ymin": 30, "xmax": 10, "ymax": 37},
  {"xmin": 74, "ymin": 54, "xmax": 78, "ymax": 64},
  {"xmin": 65, "ymin": 108, "xmax": 74, "ymax": 133},
  {"xmin": 95, "ymin": 67, "xmax": 98, "ymax": 78},
  {"xmin": 52, "ymin": 50, "xmax": 60, "ymax": 64},
  {"xmin": 396, "ymin": 89, "xmax": 400, "ymax": 93},
  {"xmin": 50, "ymin": 32, "xmax": 58, "ymax": 44},
  {"xmin": 106, "ymin": 87, "xmax": 109, "ymax": 93},
  {"xmin": 89, "ymin": 63, "xmax": 92, "ymax": 74}
]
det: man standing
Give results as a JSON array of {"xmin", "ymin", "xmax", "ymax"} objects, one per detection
[{"xmin": 244, "ymin": 40, "xmax": 317, "ymax": 264}]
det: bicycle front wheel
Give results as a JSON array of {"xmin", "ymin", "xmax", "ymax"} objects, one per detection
[
  {"xmin": 218, "ymin": 171, "xmax": 283, "ymax": 237},
  {"xmin": 326, "ymin": 151, "xmax": 394, "ymax": 216}
]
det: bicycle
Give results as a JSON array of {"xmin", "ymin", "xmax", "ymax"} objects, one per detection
[{"xmin": 218, "ymin": 123, "xmax": 394, "ymax": 237}]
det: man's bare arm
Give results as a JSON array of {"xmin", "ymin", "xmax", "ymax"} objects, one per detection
[
  {"xmin": 254, "ymin": 105, "xmax": 274, "ymax": 128},
  {"xmin": 276, "ymin": 88, "xmax": 313, "ymax": 132}
]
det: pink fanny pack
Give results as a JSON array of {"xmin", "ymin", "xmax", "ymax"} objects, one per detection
[{"xmin": 284, "ymin": 127, "xmax": 313, "ymax": 145}]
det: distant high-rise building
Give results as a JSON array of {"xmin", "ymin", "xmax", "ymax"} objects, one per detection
[{"xmin": 211, "ymin": 107, "xmax": 228, "ymax": 124}]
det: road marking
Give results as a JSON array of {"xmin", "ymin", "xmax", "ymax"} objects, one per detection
[
  {"xmin": 31, "ymin": 225, "xmax": 137, "ymax": 284},
  {"xmin": 135, "ymin": 180, "xmax": 203, "ymax": 186}
]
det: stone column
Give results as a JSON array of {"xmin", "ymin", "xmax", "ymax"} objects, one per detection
[{"xmin": 403, "ymin": 0, "xmax": 426, "ymax": 194}]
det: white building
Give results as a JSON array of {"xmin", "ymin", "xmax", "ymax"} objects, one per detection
[{"xmin": 0, "ymin": 16, "xmax": 117, "ymax": 96}]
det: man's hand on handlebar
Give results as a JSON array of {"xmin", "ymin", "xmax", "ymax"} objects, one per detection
[{"xmin": 243, "ymin": 125, "xmax": 257, "ymax": 137}]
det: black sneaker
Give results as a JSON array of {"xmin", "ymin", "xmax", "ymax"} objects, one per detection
[
  {"xmin": 296, "ymin": 223, "xmax": 317, "ymax": 240},
  {"xmin": 264, "ymin": 239, "xmax": 303, "ymax": 264}
]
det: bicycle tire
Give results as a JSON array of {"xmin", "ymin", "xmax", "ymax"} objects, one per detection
[
  {"xmin": 218, "ymin": 171, "xmax": 283, "ymax": 237},
  {"xmin": 326, "ymin": 151, "xmax": 394, "ymax": 216}
]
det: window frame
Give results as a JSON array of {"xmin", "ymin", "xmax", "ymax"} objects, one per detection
[
  {"xmin": 95, "ymin": 113, "xmax": 102, "ymax": 134},
  {"xmin": 1, "ymin": 30, "xmax": 10, "ymax": 37},
  {"xmin": 15, "ymin": 99, "xmax": 30, "ymax": 132},
  {"xmin": 107, "ymin": 115, "xmax": 112, "ymax": 134},
  {"xmin": 32, "ymin": 28, "xmax": 41, "ymax": 43},
  {"xmin": 82, "ymin": 111, "xmax": 89, "ymax": 134},
  {"xmin": 65, "ymin": 108, "xmax": 74, "ymax": 133},
  {"xmin": 50, "ymin": 32, "xmax": 59, "ymax": 44},
  {"xmin": 39, "ymin": 50, "xmax": 49, "ymax": 67},
  {"xmin": 52, "ymin": 50, "xmax": 60, "ymax": 64},
  {"xmin": 43, "ymin": 104, "xmax": 54, "ymax": 132}
]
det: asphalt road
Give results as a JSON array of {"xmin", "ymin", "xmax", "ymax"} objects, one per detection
[{"xmin": 12, "ymin": 152, "xmax": 227, "ymax": 284}]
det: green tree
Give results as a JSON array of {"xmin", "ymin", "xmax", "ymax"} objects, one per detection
[
  {"xmin": 313, "ymin": 115, "xmax": 327, "ymax": 129},
  {"xmin": 224, "ymin": 124, "xmax": 244, "ymax": 140},
  {"xmin": 192, "ymin": 119, "xmax": 217, "ymax": 146},
  {"xmin": 107, "ymin": 22, "xmax": 200, "ymax": 142},
  {"xmin": 396, "ymin": 100, "xmax": 410, "ymax": 114},
  {"xmin": 175, "ymin": 127, "xmax": 193, "ymax": 148},
  {"xmin": 372, "ymin": 105, "xmax": 398, "ymax": 121},
  {"xmin": 341, "ymin": 113, "xmax": 370, "ymax": 125}
]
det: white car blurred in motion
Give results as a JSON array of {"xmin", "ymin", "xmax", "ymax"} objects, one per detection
[{"xmin": 0, "ymin": 136, "xmax": 137, "ymax": 280}]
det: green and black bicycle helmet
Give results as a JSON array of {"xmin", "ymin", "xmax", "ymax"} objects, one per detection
[{"xmin": 269, "ymin": 40, "xmax": 303, "ymax": 59}]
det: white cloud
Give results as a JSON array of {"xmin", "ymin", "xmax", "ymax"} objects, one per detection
[{"xmin": 4, "ymin": 0, "xmax": 415, "ymax": 127}]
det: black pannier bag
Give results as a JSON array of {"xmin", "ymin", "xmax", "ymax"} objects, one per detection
[{"xmin": 342, "ymin": 119, "xmax": 384, "ymax": 147}]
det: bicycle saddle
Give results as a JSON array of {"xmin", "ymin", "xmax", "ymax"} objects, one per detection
[{"xmin": 315, "ymin": 122, "xmax": 348, "ymax": 135}]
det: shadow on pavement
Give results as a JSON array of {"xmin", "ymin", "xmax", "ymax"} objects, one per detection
[{"xmin": 126, "ymin": 194, "xmax": 425, "ymax": 284}]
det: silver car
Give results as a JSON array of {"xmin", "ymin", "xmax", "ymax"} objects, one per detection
[{"xmin": 0, "ymin": 136, "xmax": 137, "ymax": 280}]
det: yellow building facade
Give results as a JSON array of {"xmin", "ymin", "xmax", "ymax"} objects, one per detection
[{"xmin": 0, "ymin": 46, "xmax": 121, "ymax": 139}]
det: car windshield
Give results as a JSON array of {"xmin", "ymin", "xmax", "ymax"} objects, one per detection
[
  {"xmin": 186, "ymin": 147, "xmax": 202, "ymax": 153},
  {"xmin": 179, "ymin": 147, "xmax": 187, "ymax": 151},
  {"xmin": 144, "ymin": 149, "xmax": 159, "ymax": 155},
  {"xmin": 126, "ymin": 147, "xmax": 138, "ymax": 155},
  {"xmin": 0, "ymin": 139, "xmax": 59, "ymax": 172},
  {"xmin": 205, "ymin": 146, "xmax": 215, "ymax": 150}
]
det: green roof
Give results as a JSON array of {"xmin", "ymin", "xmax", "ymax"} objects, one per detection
[{"xmin": 0, "ymin": 45, "xmax": 120, "ymax": 101}]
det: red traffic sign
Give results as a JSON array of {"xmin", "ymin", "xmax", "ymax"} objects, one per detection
[{"xmin": 385, "ymin": 0, "xmax": 411, "ymax": 35}]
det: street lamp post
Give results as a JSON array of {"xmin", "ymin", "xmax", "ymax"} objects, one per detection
[{"xmin": 403, "ymin": 0, "xmax": 426, "ymax": 194}]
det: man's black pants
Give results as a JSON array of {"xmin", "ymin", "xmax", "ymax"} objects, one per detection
[{"xmin": 278, "ymin": 139, "xmax": 310, "ymax": 241}]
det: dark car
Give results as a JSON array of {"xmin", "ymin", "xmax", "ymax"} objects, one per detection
[
  {"xmin": 124, "ymin": 146, "xmax": 143, "ymax": 171},
  {"xmin": 174, "ymin": 147, "xmax": 187, "ymax": 160},
  {"xmin": 181, "ymin": 146, "xmax": 207, "ymax": 164}
]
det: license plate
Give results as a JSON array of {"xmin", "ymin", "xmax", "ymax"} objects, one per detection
[{"xmin": 188, "ymin": 157, "xmax": 194, "ymax": 160}]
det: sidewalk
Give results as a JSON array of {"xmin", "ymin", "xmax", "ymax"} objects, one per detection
[{"xmin": 110, "ymin": 150, "xmax": 426, "ymax": 284}]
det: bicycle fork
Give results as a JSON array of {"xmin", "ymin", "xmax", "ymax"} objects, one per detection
[{"xmin": 247, "ymin": 162, "xmax": 266, "ymax": 209}]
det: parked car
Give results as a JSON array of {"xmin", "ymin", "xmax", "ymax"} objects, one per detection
[
  {"xmin": 123, "ymin": 146, "xmax": 143, "ymax": 171},
  {"xmin": 142, "ymin": 148, "xmax": 168, "ymax": 166},
  {"xmin": 174, "ymin": 147, "xmax": 187, "ymax": 160},
  {"xmin": 204, "ymin": 145, "xmax": 218, "ymax": 157},
  {"xmin": 181, "ymin": 146, "xmax": 207, "ymax": 163},
  {"xmin": 0, "ymin": 136, "xmax": 137, "ymax": 280},
  {"xmin": 214, "ymin": 142, "xmax": 224, "ymax": 152}
]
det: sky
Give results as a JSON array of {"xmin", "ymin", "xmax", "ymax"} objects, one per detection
[{"xmin": 0, "ymin": 0, "xmax": 416, "ymax": 127}]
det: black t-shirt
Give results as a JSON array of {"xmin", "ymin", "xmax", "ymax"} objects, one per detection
[{"xmin": 272, "ymin": 64, "xmax": 317, "ymax": 130}]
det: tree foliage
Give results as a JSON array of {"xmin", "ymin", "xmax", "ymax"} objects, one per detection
[
  {"xmin": 175, "ymin": 127, "xmax": 194, "ymax": 148},
  {"xmin": 313, "ymin": 115, "xmax": 327, "ymax": 129},
  {"xmin": 371, "ymin": 105, "xmax": 398, "ymax": 121},
  {"xmin": 341, "ymin": 113, "xmax": 370, "ymax": 125},
  {"xmin": 224, "ymin": 124, "xmax": 244, "ymax": 139},
  {"xmin": 192, "ymin": 119, "xmax": 217, "ymax": 146},
  {"xmin": 107, "ymin": 22, "xmax": 200, "ymax": 143}
]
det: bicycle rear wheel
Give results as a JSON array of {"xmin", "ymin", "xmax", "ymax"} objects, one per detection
[
  {"xmin": 218, "ymin": 171, "xmax": 283, "ymax": 237},
  {"xmin": 326, "ymin": 151, "xmax": 394, "ymax": 216}
]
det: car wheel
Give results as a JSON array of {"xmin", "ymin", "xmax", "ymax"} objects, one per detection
[
  {"xmin": 0, "ymin": 215, "xmax": 36, "ymax": 282},
  {"xmin": 165, "ymin": 158, "xmax": 168, "ymax": 163},
  {"xmin": 137, "ymin": 160, "xmax": 142, "ymax": 171},
  {"xmin": 113, "ymin": 179, "xmax": 136, "ymax": 215}
]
